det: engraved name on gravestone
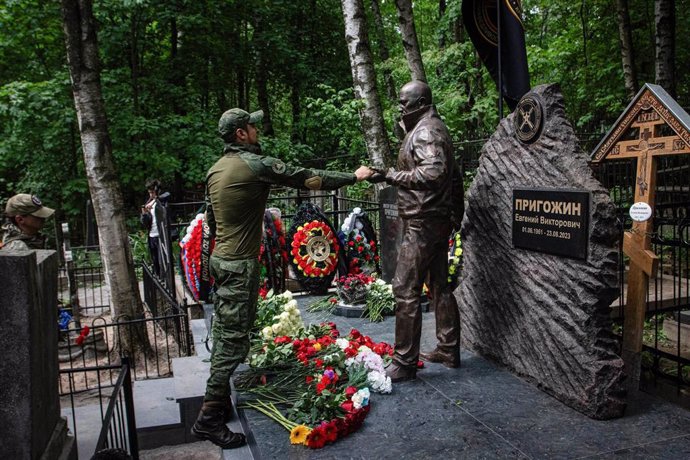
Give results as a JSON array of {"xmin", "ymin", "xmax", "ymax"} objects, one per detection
[{"xmin": 512, "ymin": 188, "xmax": 590, "ymax": 260}]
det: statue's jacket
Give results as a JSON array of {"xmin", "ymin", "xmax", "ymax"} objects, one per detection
[{"xmin": 383, "ymin": 105, "xmax": 463, "ymax": 221}]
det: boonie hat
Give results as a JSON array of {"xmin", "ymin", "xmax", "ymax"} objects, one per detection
[
  {"xmin": 5, "ymin": 194, "xmax": 55, "ymax": 218},
  {"xmin": 218, "ymin": 108, "xmax": 263, "ymax": 141}
]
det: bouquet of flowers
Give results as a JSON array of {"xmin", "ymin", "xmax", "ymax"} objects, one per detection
[
  {"xmin": 254, "ymin": 290, "xmax": 304, "ymax": 340},
  {"xmin": 337, "ymin": 273, "xmax": 374, "ymax": 305},
  {"xmin": 236, "ymin": 322, "xmax": 393, "ymax": 449},
  {"xmin": 363, "ymin": 278, "xmax": 395, "ymax": 322}
]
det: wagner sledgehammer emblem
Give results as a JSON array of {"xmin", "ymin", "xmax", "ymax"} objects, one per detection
[{"xmin": 515, "ymin": 94, "xmax": 544, "ymax": 144}]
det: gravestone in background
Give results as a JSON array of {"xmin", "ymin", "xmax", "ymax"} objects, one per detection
[
  {"xmin": 0, "ymin": 250, "xmax": 76, "ymax": 459},
  {"xmin": 378, "ymin": 186, "xmax": 402, "ymax": 283},
  {"xmin": 459, "ymin": 84, "xmax": 626, "ymax": 419}
]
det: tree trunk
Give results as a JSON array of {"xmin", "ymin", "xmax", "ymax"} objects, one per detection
[
  {"xmin": 616, "ymin": 0, "xmax": 638, "ymax": 99},
  {"xmin": 61, "ymin": 0, "xmax": 150, "ymax": 356},
  {"xmin": 654, "ymin": 0, "xmax": 675, "ymax": 98},
  {"xmin": 371, "ymin": 0, "xmax": 397, "ymax": 101},
  {"xmin": 394, "ymin": 0, "xmax": 427, "ymax": 82},
  {"xmin": 341, "ymin": 0, "xmax": 392, "ymax": 168}
]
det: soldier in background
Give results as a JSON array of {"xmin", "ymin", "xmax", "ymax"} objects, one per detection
[
  {"xmin": 1, "ymin": 194, "xmax": 55, "ymax": 251},
  {"xmin": 192, "ymin": 108, "xmax": 373, "ymax": 449}
]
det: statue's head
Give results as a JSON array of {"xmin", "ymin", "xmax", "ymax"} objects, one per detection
[
  {"xmin": 218, "ymin": 108, "xmax": 263, "ymax": 144},
  {"xmin": 398, "ymin": 80, "xmax": 432, "ymax": 116}
]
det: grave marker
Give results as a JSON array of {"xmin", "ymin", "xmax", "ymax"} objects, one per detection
[{"xmin": 591, "ymin": 83, "xmax": 690, "ymax": 387}]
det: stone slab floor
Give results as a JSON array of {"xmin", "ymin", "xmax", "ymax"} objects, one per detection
[{"xmin": 239, "ymin": 295, "xmax": 690, "ymax": 460}]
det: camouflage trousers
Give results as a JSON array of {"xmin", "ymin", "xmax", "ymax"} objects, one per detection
[{"xmin": 204, "ymin": 256, "xmax": 260, "ymax": 402}]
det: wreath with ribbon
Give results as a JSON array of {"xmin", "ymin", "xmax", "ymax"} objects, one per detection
[
  {"xmin": 180, "ymin": 213, "xmax": 215, "ymax": 302},
  {"xmin": 288, "ymin": 203, "xmax": 340, "ymax": 294}
]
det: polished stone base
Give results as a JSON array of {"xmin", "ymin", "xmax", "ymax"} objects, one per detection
[
  {"xmin": 240, "ymin": 295, "xmax": 690, "ymax": 459},
  {"xmin": 333, "ymin": 301, "xmax": 366, "ymax": 318}
]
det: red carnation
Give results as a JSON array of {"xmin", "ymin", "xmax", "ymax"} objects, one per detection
[{"xmin": 345, "ymin": 386, "xmax": 357, "ymax": 397}]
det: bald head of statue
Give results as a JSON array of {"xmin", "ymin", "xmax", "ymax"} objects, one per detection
[{"xmin": 398, "ymin": 80, "xmax": 433, "ymax": 116}]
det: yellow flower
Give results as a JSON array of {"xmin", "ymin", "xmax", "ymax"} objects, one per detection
[
  {"xmin": 313, "ymin": 343, "xmax": 322, "ymax": 351},
  {"xmin": 290, "ymin": 425, "xmax": 311, "ymax": 445}
]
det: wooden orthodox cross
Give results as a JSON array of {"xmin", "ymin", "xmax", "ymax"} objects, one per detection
[{"xmin": 591, "ymin": 84, "xmax": 690, "ymax": 387}]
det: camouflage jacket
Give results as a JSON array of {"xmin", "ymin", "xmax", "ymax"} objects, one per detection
[
  {"xmin": 0, "ymin": 222, "xmax": 45, "ymax": 251},
  {"xmin": 206, "ymin": 142, "xmax": 356, "ymax": 260}
]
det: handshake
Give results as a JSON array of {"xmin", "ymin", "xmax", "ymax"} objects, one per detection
[{"xmin": 354, "ymin": 165, "xmax": 386, "ymax": 183}]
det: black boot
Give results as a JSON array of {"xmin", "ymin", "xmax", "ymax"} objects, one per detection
[
  {"xmin": 222, "ymin": 397, "xmax": 234, "ymax": 423},
  {"xmin": 191, "ymin": 401, "xmax": 246, "ymax": 449}
]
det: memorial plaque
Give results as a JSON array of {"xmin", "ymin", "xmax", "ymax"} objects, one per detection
[
  {"xmin": 378, "ymin": 186, "xmax": 402, "ymax": 283},
  {"xmin": 512, "ymin": 188, "xmax": 589, "ymax": 260}
]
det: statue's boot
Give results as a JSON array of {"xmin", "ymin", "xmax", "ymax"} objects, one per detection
[
  {"xmin": 385, "ymin": 361, "xmax": 417, "ymax": 383},
  {"xmin": 419, "ymin": 347, "xmax": 460, "ymax": 368}
]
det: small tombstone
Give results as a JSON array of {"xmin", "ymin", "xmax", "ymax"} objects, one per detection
[
  {"xmin": 0, "ymin": 251, "xmax": 77, "ymax": 459},
  {"xmin": 460, "ymin": 84, "xmax": 625, "ymax": 419}
]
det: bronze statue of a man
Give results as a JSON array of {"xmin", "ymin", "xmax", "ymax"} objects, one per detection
[{"xmin": 375, "ymin": 80, "xmax": 463, "ymax": 382}]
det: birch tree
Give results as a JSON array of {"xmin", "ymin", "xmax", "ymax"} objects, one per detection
[
  {"xmin": 61, "ymin": 0, "xmax": 150, "ymax": 354},
  {"xmin": 341, "ymin": 0, "xmax": 392, "ymax": 168},
  {"xmin": 394, "ymin": 0, "xmax": 427, "ymax": 82}
]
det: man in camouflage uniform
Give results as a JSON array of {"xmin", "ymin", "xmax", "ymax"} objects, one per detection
[
  {"xmin": 374, "ymin": 80, "xmax": 463, "ymax": 383},
  {"xmin": 1, "ymin": 194, "xmax": 55, "ymax": 251},
  {"xmin": 192, "ymin": 108, "xmax": 373, "ymax": 449}
]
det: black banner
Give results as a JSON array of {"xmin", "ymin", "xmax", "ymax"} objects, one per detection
[
  {"xmin": 462, "ymin": 0, "xmax": 530, "ymax": 111},
  {"xmin": 512, "ymin": 189, "xmax": 590, "ymax": 260}
]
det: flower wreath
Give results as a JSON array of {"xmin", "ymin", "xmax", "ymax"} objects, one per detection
[
  {"xmin": 290, "ymin": 220, "xmax": 339, "ymax": 278},
  {"xmin": 180, "ymin": 213, "xmax": 215, "ymax": 301},
  {"xmin": 259, "ymin": 209, "xmax": 288, "ymax": 298}
]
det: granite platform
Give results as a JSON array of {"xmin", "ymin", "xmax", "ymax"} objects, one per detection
[{"xmin": 239, "ymin": 295, "xmax": 690, "ymax": 460}]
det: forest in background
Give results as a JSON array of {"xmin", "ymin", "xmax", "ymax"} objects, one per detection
[{"xmin": 1, "ymin": 0, "xmax": 689, "ymax": 229}]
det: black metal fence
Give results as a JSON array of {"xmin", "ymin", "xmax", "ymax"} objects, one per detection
[
  {"xmin": 593, "ymin": 153, "xmax": 690, "ymax": 404},
  {"xmin": 58, "ymin": 309, "xmax": 193, "ymax": 396},
  {"xmin": 61, "ymin": 359, "xmax": 139, "ymax": 460}
]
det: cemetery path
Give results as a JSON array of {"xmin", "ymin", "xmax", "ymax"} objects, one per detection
[{"xmin": 239, "ymin": 295, "xmax": 690, "ymax": 460}]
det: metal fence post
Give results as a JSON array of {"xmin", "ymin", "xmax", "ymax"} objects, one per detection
[{"xmin": 121, "ymin": 357, "xmax": 139, "ymax": 459}]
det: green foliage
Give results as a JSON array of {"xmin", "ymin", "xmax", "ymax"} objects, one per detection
[{"xmin": 2, "ymin": 0, "xmax": 689, "ymax": 242}]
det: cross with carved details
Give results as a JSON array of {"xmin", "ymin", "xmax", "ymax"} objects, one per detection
[{"xmin": 592, "ymin": 90, "xmax": 690, "ymax": 387}]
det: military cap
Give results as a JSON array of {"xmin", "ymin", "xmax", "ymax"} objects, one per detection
[
  {"xmin": 218, "ymin": 108, "xmax": 263, "ymax": 141},
  {"xmin": 5, "ymin": 194, "xmax": 55, "ymax": 218}
]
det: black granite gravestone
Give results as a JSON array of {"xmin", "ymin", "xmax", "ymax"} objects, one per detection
[
  {"xmin": 0, "ymin": 251, "xmax": 76, "ymax": 459},
  {"xmin": 459, "ymin": 84, "xmax": 626, "ymax": 420},
  {"xmin": 378, "ymin": 186, "xmax": 402, "ymax": 283}
]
